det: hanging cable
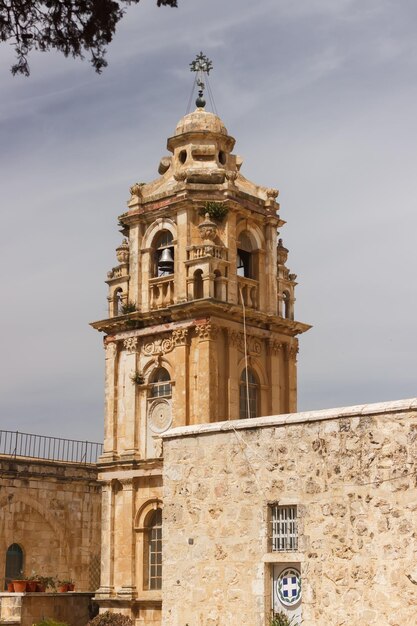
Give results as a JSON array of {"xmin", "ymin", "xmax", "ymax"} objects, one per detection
[
  {"xmin": 239, "ymin": 286, "xmax": 251, "ymax": 419},
  {"xmin": 206, "ymin": 75, "xmax": 218, "ymax": 116},
  {"xmin": 186, "ymin": 74, "xmax": 198, "ymax": 114}
]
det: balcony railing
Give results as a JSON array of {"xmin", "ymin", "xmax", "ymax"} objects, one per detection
[
  {"xmin": 0, "ymin": 430, "xmax": 103, "ymax": 464},
  {"xmin": 237, "ymin": 276, "xmax": 259, "ymax": 309},
  {"xmin": 188, "ymin": 244, "xmax": 227, "ymax": 261},
  {"xmin": 149, "ymin": 275, "xmax": 175, "ymax": 308}
]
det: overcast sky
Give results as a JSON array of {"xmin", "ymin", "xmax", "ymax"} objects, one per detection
[{"xmin": 0, "ymin": 0, "xmax": 416, "ymax": 442}]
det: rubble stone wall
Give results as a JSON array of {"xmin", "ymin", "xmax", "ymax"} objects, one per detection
[{"xmin": 162, "ymin": 398, "xmax": 417, "ymax": 626}]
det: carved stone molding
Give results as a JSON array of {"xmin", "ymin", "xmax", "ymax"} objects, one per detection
[
  {"xmin": 267, "ymin": 339, "xmax": 283, "ymax": 356},
  {"xmin": 105, "ymin": 342, "xmax": 117, "ymax": 357},
  {"xmin": 172, "ymin": 328, "xmax": 189, "ymax": 346},
  {"xmin": 142, "ymin": 334, "xmax": 174, "ymax": 356},
  {"xmin": 195, "ymin": 322, "xmax": 219, "ymax": 341},
  {"xmin": 288, "ymin": 344, "xmax": 299, "ymax": 361},
  {"xmin": 119, "ymin": 478, "xmax": 134, "ymax": 490},
  {"xmin": 226, "ymin": 170, "xmax": 238, "ymax": 183},
  {"xmin": 116, "ymin": 239, "xmax": 129, "ymax": 264},
  {"xmin": 266, "ymin": 187, "xmax": 279, "ymax": 200},
  {"xmin": 130, "ymin": 182, "xmax": 144, "ymax": 197},
  {"xmin": 229, "ymin": 330, "xmax": 262, "ymax": 355},
  {"xmin": 124, "ymin": 337, "xmax": 138, "ymax": 353}
]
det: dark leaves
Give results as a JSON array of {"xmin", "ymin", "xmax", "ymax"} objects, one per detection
[{"xmin": 2, "ymin": 0, "xmax": 179, "ymax": 76}]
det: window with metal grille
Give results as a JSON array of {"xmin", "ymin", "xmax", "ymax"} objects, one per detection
[
  {"xmin": 147, "ymin": 508, "xmax": 162, "ymax": 590},
  {"xmin": 270, "ymin": 505, "xmax": 298, "ymax": 552},
  {"xmin": 149, "ymin": 368, "xmax": 171, "ymax": 399}
]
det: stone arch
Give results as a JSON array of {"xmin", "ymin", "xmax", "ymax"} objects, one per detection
[
  {"xmin": 0, "ymin": 492, "xmax": 70, "ymax": 577},
  {"xmin": 237, "ymin": 356, "xmax": 268, "ymax": 388},
  {"xmin": 236, "ymin": 222, "xmax": 264, "ymax": 251},
  {"xmin": 142, "ymin": 218, "xmax": 177, "ymax": 250},
  {"xmin": 134, "ymin": 499, "xmax": 163, "ymax": 531}
]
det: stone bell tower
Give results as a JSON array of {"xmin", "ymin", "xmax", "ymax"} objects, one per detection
[{"xmin": 91, "ymin": 54, "xmax": 310, "ymax": 624}]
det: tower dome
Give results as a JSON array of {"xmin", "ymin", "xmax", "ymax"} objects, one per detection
[{"xmin": 174, "ymin": 108, "xmax": 229, "ymax": 137}]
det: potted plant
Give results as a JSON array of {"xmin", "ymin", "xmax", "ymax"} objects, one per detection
[
  {"xmin": 36, "ymin": 575, "xmax": 56, "ymax": 592},
  {"xmin": 6, "ymin": 581, "xmax": 14, "ymax": 592},
  {"xmin": 11, "ymin": 572, "xmax": 27, "ymax": 593},
  {"xmin": 56, "ymin": 579, "xmax": 69, "ymax": 593}
]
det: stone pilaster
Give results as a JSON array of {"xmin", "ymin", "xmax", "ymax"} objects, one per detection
[{"xmin": 95, "ymin": 481, "xmax": 115, "ymax": 597}]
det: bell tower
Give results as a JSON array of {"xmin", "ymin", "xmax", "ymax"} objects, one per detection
[{"xmin": 91, "ymin": 54, "xmax": 310, "ymax": 623}]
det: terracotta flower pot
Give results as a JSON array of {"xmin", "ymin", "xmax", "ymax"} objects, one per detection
[
  {"xmin": 57, "ymin": 584, "xmax": 69, "ymax": 592},
  {"xmin": 67, "ymin": 583, "xmax": 75, "ymax": 591},
  {"xmin": 7, "ymin": 582, "xmax": 14, "ymax": 592},
  {"xmin": 12, "ymin": 580, "xmax": 27, "ymax": 593},
  {"xmin": 26, "ymin": 580, "xmax": 37, "ymax": 592},
  {"xmin": 36, "ymin": 583, "xmax": 46, "ymax": 592}
]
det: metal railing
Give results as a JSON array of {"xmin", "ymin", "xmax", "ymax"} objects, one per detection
[{"xmin": 0, "ymin": 430, "xmax": 103, "ymax": 464}]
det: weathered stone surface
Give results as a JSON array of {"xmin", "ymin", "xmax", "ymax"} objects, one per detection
[
  {"xmin": 0, "ymin": 457, "xmax": 101, "ymax": 592},
  {"xmin": 162, "ymin": 399, "xmax": 417, "ymax": 626}
]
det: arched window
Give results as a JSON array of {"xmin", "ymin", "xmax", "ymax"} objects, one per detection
[
  {"xmin": 144, "ymin": 508, "xmax": 162, "ymax": 590},
  {"xmin": 5, "ymin": 544, "xmax": 24, "ymax": 588},
  {"xmin": 283, "ymin": 291, "xmax": 290, "ymax": 319},
  {"xmin": 237, "ymin": 232, "xmax": 255, "ymax": 278},
  {"xmin": 213, "ymin": 270, "xmax": 222, "ymax": 300},
  {"xmin": 153, "ymin": 231, "xmax": 174, "ymax": 277},
  {"xmin": 149, "ymin": 368, "xmax": 171, "ymax": 399},
  {"xmin": 193, "ymin": 269, "xmax": 204, "ymax": 299},
  {"xmin": 239, "ymin": 368, "xmax": 259, "ymax": 419},
  {"xmin": 113, "ymin": 288, "xmax": 123, "ymax": 316}
]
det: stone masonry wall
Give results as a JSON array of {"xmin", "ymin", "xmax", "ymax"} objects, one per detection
[
  {"xmin": 162, "ymin": 398, "xmax": 417, "ymax": 626},
  {"xmin": 0, "ymin": 457, "xmax": 101, "ymax": 592}
]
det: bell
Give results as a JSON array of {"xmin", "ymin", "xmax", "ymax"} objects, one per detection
[{"xmin": 158, "ymin": 247, "xmax": 174, "ymax": 274}]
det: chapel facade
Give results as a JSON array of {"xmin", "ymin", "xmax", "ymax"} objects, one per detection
[{"xmin": 91, "ymin": 100, "xmax": 310, "ymax": 623}]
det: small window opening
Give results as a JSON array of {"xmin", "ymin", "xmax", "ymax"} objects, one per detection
[
  {"xmin": 283, "ymin": 291, "xmax": 290, "ymax": 319},
  {"xmin": 149, "ymin": 368, "xmax": 171, "ymax": 399},
  {"xmin": 270, "ymin": 505, "xmax": 298, "ymax": 552},
  {"xmin": 193, "ymin": 269, "xmax": 204, "ymax": 299},
  {"xmin": 213, "ymin": 270, "xmax": 222, "ymax": 300},
  {"xmin": 218, "ymin": 151, "xmax": 226, "ymax": 165},
  {"xmin": 178, "ymin": 150, "xmax": 187, "ymax": 164},
  {"xmin": 5, "ymin": 544, "xmax": 24, "ymax": 589},
  {"xmin": 114, "ymin": 288, "xmax": 123, "ymax": 316}
]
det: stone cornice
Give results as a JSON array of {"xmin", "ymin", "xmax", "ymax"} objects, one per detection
[{"xmin": 161, "ymin": 398, "xmax": 417, "ymax": 440}]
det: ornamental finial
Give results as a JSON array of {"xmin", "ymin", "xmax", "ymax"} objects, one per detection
[{"xmin": 190, "ymin": 52, "xmax": 213, "ymax": 109}]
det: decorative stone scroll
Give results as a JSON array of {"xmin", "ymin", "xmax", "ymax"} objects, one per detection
[
  {"xmin": 194, "ymin": 322, "xmax": 219, "ymax": 341},
  {"xmin": 229, "ymin": 330, "xmax": 262, "ymax": 355},
  {"xmin": 123, "ymin": 337, "xmax": 138, "ymax": 353},
  {"xmin": 142, "ymin": 335, "xmax": 174, "ymax": 356}
]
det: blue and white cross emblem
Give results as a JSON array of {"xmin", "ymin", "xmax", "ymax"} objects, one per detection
[{"xmin": 277, "ymin": 567, "xmax": 301, "ymax": 607}]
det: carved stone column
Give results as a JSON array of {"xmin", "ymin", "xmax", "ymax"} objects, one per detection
[
  {"xmin": 288, "ymin": 341, "xmax": 298, "ymax": 413},
  {"xmin": 267, "ymin": 339, "xmax": 283, "ymax": 415},
  {"xmin": 194, "ymin": 322, "xmax": 219, "ymax": 423},
  {"xmin": 120, "ymin": 338, "xmax": 139, "ymax": 457},
  {"xmin": 103, "ymin": 342, "xmax": 118, "ymax": 457},
  {"xmin": 227, "ymin": 329, "xmax": 240, "ymax": 420},
  {"xmin": 95, "ymin": 481, "xmax": 115, "ymax": 598},
  {"xmin": 172, "ymin": 328, "xmax": 190, "ymax": 426}
]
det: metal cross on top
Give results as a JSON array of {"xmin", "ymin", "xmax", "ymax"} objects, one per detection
[{"xmin": 190, "ymin": 52, "xmax": 213, "ymax": 109}]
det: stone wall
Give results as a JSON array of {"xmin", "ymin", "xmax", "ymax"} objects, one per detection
[
  {"xmin": 0, "ymin": 457, "xmax": 101, "ymax": 592},
  {"xmin": 161, "ymin": 398, "xmax": 417, "ymax": 626},
  {"xmin": 0, "ymin": 591, "xmax": 94, "ymax": 625}
]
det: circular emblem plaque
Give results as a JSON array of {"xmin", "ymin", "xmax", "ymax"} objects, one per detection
[
  {"xmin": 276, "ymin": 567, "xmax": 301, "ymax": 607},
  {"xmin": 148, "ymin": 399, "xmax": 172, "ymax": 434}
]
